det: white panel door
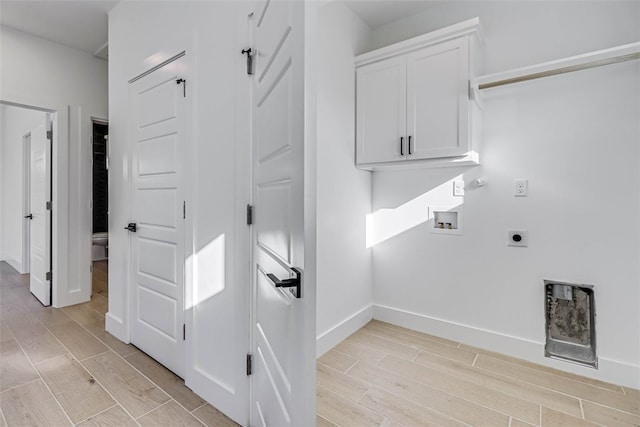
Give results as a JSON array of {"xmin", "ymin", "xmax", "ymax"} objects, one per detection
[
  {"xmin": 29, "ymin": 124, "xmax": 51, "ymax": 306},
  {"xmin": 251, "ymin": 1, "xmax": 313, "ymax": 425},
  {"xmin": 356, "ymin": 56, "xmax": 407, "ymax": 164},
  {"xmin": 406, "ymin": 38, "xmax": 469, "ymax": 159},
  {"xmin": 129, "ymin": 57, "xmax": 186, "ymax": 377}
]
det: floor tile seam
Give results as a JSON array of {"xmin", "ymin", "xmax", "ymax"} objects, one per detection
[
  {"xmin": 470, "ymin": 364, "xmax": 639, "ymax": 417},
  {"xmin": 79, "ymin": 349, "xmax": 112, "ymax": 362},
  {"xmin": 477, "ymin": 353, "xmax": 627, "ymax": 395},
  {"xmin": 190, "ymin": 401, "xmax": 208, "ymax": 414},
  {"xmin": 32, "ymin": 352, "xmax": 75, "ymax": 367},
  {"xmin": 40, "ymin": 316, "xmax": 110, "ymax": 361},
  {"xmin": 0, "ymin": 377, "xmax": 41, "ymax": 394},
  {"xmin": 9, "ymin": 333, "xmax": 76, "ymax": 426},
  {"xmin": 317, "ymin": 365, "xmax": 374, "ymax": 403},
  {"xmin": 360, "ymin": 358, "xmax": 530, "ymax": 425},
  {"xmin": 370, "ymin": 321, "xmax": 462, "ymax": 345},
  {"xmin": 72, "ymin": 403, "xmax": 119, "ymax": 425},
  {"xmin": 0, "ymin": 406, "xmax": 8, "ymax": 426},
  {"xmin": 364, "ymin": 325, "xmax": 461, "ymax": 349},
  {"xmin": 190, "ymin": 405, "xmax": 226, "ymax": 427},
  {"xmin": 356, "ymin": 383, "xmax": 474, "ymax": 427},
  {"xmin": 99, "ymin": 346, "xmax": 202, "ymax": 415},
  {"xmin": 134, "ymin": 398, "xmax": 206, "ymax": 426},
  {"xmin": 373, "ymin": 357, "xmax": 542, "ymax": 425},
  {"xmin": 579, "ymin": 397, "xmax": 640, "ymax": 418},
  {"xmin": 346, "ymin": 337, "xmax": 418, "ymax": 361},
  {"xmin": 410, "ymin": 355, "xmax": 576, "ymax": 409},
  {"xmin": 317, "ymin": 384, "xmax": 386, "ymax": 424},
  {"xmin": 76, "ymin": 350, "xmax": 147, "ymax": 425},
  {"xmin": 328, "ymin": 347, "xmax": 374, "ymax": 364},
  {"xmin": 359, "ymin": 329, "xmax": 460, "ymax": 355},
  {"xmin": 133, "ymin": 398, "xmax": 173, "ymax": 421},
  {"xmin": 33, "ymin": 347, "xmax": 127, "ymax": 424},
  {"xmin": 63, "ymin": 310, "xmax": 134, "ymax": 359}
]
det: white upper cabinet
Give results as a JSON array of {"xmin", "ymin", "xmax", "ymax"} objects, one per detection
[
  {"xmin": 356, "ymin": 56, "xmax": 406, "ymax": 164},
  {"xmin": 356, "ymin": 18, "xmax": 483, "ymax": 170}
]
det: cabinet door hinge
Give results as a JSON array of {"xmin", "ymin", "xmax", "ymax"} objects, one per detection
[
  {"xmin": 46, "ymin": 130, "xmax": 53, "ymax": 141},
  {"xmin": 46, "ymin": 201, "xmax": 52, "ymax": 211},
  {"xmin": 46, "ymin": 271, "xmax": 52, "ymax": 281},
  {"xmin": 246, "ymin": 204, "xmax": 253, "ymax": 225},
  {"xmin": 183, "ymin": 324, "xmax": 186, "ymax": 341},
  {"xmin": 246, "ymin": 354, "xmax": 252, "ymax": 376}
]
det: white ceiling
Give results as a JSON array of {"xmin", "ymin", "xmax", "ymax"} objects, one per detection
[
  {"xmin": 343, "ymin": 0, "xmax": 443, "ymax": 29},
  {"xmin": 0, "ymin": 0, "xmax": 440, "ymax": 61},
  {"xmin": 0, "ymin": 0, "xmax": 118, "ymax": 59}
]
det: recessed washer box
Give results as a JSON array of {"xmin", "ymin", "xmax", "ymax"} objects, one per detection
[{"xmin": 429, "ymin": 206, "xmax": 462, "ymax": 235}]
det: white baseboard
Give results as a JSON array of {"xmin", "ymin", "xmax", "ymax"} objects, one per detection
[
  {"xmin": 105, "ymin": 312, "xmax": 130, "ymax": 344},
  {"xmin": 373, "ymin": 304, "xmax": 640, "ymax": 389},
  {"xmin": 5, "ymin": 257, "xmax": 23, "ymax": 274},
  {"xmin": 316, "ymin": 305, "xmax": 373, "ymax": 357}
]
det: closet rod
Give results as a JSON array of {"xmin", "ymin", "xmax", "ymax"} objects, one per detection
[{"xmin": 477, "ymin": 41, "xmax": 640, "ymax": 90}]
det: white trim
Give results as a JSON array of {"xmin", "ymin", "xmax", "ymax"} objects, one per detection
[
  {"xmin": 22, "ymin": 132, "xmax": 31, "ymax": 274},
  {"xmin": 4, "ymin": 257, "xmax": 23, "ymax": 273},
  {"xmin": 355, "ymin": 17, "xmax": 483, "ymax": 67},
  {"xmin": 105, "ymin": 312, "xmax": 129, "ymax": 343},
  {"xmin": 316, "ymin": 305, "xmax": 373, "ymax": 357},
  {"xmin": 476, "ymin": 41, "xmax": 640, "ymax": 90},
  {"xmin": 373, "ymin": 304, "xmax": 640, "ymax": 389}
]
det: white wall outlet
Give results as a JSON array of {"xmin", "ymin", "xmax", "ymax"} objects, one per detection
[
  {"xmin": 453, "ymin": 180, "xmax": 465, "ymax": 196},
  {"xmin": 515, "ymin": 179, "xmax": 528, "ymax": 197},
  {"xmin": 507, "ymin": 229, "xmax": 528, "ymax": 247}
]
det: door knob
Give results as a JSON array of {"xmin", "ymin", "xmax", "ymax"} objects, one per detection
[
  {"xmin": 124, "ymin": 223, "xmax": 137, "ymax": 232},
  {"xmin": 266, "ymin": 268, "xmax": 302, "ymax": 298},
  {"xmin": 24, "ymin": 214, "xmax": 33, "ymax": 220}
]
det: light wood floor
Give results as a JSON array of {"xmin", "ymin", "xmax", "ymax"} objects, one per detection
[
  {"xmin": 2, "ymin": 261, "xmax": 639, "ymax": 426},
  {"xmin": 0, "ymin": 261, "xmax": 237, "ymax": 426},
  {"xmin": 317, "ymin": 321, "xmax": 640, "ymax": 427}
]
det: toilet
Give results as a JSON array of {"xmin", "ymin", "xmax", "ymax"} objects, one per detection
[{"xmin": 92, "ymin": 232, "xmax": 108, "ymax": 258}]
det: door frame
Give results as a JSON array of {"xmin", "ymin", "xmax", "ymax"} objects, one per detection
[
  {"xmin": 22, "ymin": 132, "xmax": 31, "ymax": 274},
  {"xmin": 90, "ymin": 118, "xmax": 109, "ymax": 264},
  {"xmin": 0, "ymin": 101, "xmax": 54, "ymax": 287}
]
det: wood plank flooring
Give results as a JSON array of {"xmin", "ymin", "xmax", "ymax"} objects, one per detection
[
  {"xmin": 0, "ymin": 261, "xmax": 236, "ymax": 427},
  {"xmin": 2, "ymin": 261, "xmax": 639, "ymax": 426},
  {"xmin": 318, "ymin": 320, "xmax": 640, "ymax": 427}
]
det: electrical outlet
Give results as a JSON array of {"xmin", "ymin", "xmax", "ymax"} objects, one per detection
[
  {"xmin": 453, "ymin": 180, "xmax": 465, "ymax": 196},
  {"xmin": 515, "ymin": 179, "xmax": 528, "ymax": 197},
  {"xmin": 507, "ymin": 229, "xmax": 528, "ymax": 247}
]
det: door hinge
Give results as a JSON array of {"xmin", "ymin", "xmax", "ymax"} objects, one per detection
[
  {"xmin": 241, "ymin": 48, "xmax": 254, "ymax": 75},
  {"xmin": 246, "ymin": 354, "xmax": 252, "ymax": 376},
  {"xmin": 46, "ymin": 271, "xmax": 52, "ymax": 281},
  {"xmin": 183, "ymin": 201, "xmax": 186, "ymax": 219},
  {"xmin": 46, "ymin": 201, "xmax": 52, "ymax": 211},
  {"xmin": 183, "ymin": 324, "xmax": 186, "ymax": 341},
  {"xmin": 246, "ymin": 204, "xmax": 253, "ymax": 225},
  {"xmin": 46, "ymin": 130, "xmax": 53, "ymax": 141},
  {"xmin": 176, "ymin": 79, "xmax": 186, "ymax": 97}
]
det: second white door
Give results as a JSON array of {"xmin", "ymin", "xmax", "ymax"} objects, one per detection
[{"xmin": 129, "ymin": 56, "xmax": 187, "ymax": 377}]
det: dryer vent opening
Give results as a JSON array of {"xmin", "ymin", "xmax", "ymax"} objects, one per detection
[{"xmin": 544, "ymin": 281, "xmax": 597, "ymax": 368}]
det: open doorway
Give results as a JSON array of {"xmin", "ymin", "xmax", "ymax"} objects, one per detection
[
  {"xmin": 0, "ymin": 103, "xmax": 53, "ymax": 305},
  {"xmin": 91, "ymin": 120, "xmax": 109, "ymax": 300}
]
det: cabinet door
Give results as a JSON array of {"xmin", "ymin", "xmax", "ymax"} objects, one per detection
[
  {"xmin": 406, "ymin": 38, "xmax": 470, "ymax": 159},
  {"xmin": 356, "ymin": 56, "xmax": 407, "ymax": 164}
]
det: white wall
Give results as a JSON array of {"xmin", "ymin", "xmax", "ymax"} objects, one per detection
[
  {"xmin": 0, "ymin": 105, "xmax": 48, "ymax": 272},
  {"xmin": 108, "ymin": 2, "xmax": 251, "ymax": 422},
  {"xmin": 0, "ymin": 26, "xmax": 108, "ymax": 306},
  {"xmin": 315, "ymin": 3, "xmax": 374, "ymax": 355},
  {"xmin": 367, "ymin": 2, "xmax": 640, "ymax": 388}
]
